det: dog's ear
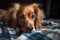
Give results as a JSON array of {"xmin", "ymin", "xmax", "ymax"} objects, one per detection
[
  {"xmin": 9, "ymin": 3, "xmax": 20, "ymax": 19},
  {"xmin": 30, "ymin": 3, "xmax": 45, "ymax": 29},
  {"xmin": 35, "ymin": 9, "xmax": 45, "ymax": 29},
  {"xmin": 9, "ymin": 3, "xmax": 20, "ymax": 28}
]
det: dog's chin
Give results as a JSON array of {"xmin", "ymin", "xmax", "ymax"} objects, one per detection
[
  {"xmin": 27, "ymin": 29, "xmax": 35, "ymax": 32},
  {"xmin": 27, "ymin": 29, "xmax": 32, "ymax": 32},
  {"xmin": 21, "ymin": 29, "xmax": 33, "ymax": 33},
  {"xmin": 27, "ymin": 30, "xmax": 33, "ymax": 32}
]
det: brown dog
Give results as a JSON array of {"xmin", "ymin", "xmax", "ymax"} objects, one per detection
[
  {"xmin": 0, "ymin": 3, "xmax": 50, "ymax": 32},
  {"xmin": 11, "ymin": 3, "xmax": 49, "ymax": 32}
]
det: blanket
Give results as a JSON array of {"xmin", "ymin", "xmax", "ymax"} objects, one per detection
[{"xmin": 0, "ymin": 20, "xmax": 60, "ymax": 40}]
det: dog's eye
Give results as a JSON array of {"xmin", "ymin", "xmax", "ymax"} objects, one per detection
[
  {"xmin": 32, "ymin": 15, "xmax": 36, "ymax": 20},
  {"xmin": 20, "ymin": 15, "xmax": 25, "ymax": 19}
]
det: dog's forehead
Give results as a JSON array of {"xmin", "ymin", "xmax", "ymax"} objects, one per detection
[
  {"xmin": 18, "ymin": 6, "xmax": 35, "ymax": 15},
  {"xmin": 24, "ymin": 6, "xmax": 34, "ymax": 14}
]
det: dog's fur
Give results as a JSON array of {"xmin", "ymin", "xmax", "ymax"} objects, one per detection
[
  {"xmin": 0, "ymin": 9, "xmax": 9, "ymax": 23},
  {"xmin": 0, "ymin": 3, "xmax": 50, "ymax": 32}
]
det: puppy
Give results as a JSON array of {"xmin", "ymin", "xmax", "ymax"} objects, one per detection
[
  {"xmin": 10, "ymin": 3, "xmax": 50, "ymax": 32},
  {"xmin": 0, "ymin": 3, "xmax": 50, "ymax": 33}
]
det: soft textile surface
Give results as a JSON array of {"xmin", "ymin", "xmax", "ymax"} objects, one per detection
[
  {"xmin": 16, "ymin": 29, "xmax": 60, "ymax": 40},
  {"xmin": 0, "ymin": 20, "xmax": 60, "ymax": 40},
  {"xmin": 16, "ymin": 21, "xmax": 60, "ymax": 40}
]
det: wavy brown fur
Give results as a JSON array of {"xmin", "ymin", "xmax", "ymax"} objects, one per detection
[{"xmin": 0, "ymin": 3, "xmax": 50, "ymax": 32}]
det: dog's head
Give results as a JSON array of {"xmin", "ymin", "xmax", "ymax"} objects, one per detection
[{"xmin": 10, "ymin": 3, "xmax": 45, "ymax": 32}]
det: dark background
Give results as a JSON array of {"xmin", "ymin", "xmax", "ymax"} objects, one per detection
[{"xmin": 0, "ymin": 0, "xmax": 60, "ymax": 19}]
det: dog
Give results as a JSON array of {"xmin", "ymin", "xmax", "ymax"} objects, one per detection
[
  {"xmin": 9, "ymin": 3, "xmax": 50, "ymax": 32},
  {"xmin": 0, "ymin": 3, "xmax": 50, "ymax": 33}
]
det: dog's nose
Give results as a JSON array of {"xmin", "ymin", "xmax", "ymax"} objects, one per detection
[{"xmin": 27, "ymin": 26, "xmax": 33, "ymax": 31}]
